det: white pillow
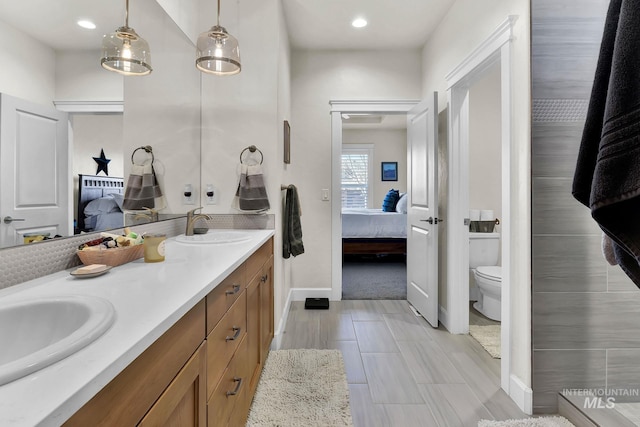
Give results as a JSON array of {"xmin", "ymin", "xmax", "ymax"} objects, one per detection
[{"xmin": 396, "ymin": 193, "xmax": 408, "ymax": 213}]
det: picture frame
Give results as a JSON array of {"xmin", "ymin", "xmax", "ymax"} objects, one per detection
[
  {"xmin": 381, "ymin": 162, "xmax": 398, "ymax": 181},
  {"xmin": 284, "ymin": 120, "xmax": 291, "ymax": 164}
]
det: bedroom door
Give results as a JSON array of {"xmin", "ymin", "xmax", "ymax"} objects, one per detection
[
  {"xmin": 406, "ymin": 93, "xmax": 439, "ymax": 328},
  {"xmin": 0, "ymin": 94, "xmax": 70, "ymax": 247}
]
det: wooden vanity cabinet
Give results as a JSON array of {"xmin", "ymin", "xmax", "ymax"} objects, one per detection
[
  {"xmin": 64, "ymin": 237, "xmax": 274, "ymax": 427},
  {"xmin": 207, "ymin": 238, "xmax": 274, "ymax": 427},
  {"xmin": 64, "ymin": 301, "xmax": 206, "ymax": 427}
]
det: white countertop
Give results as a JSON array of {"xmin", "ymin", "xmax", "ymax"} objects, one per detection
[{"xmin": 0, "ymin": 229, "xmax": 274, "ymax": 427}]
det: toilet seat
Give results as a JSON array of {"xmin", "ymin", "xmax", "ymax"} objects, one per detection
[{"xmin": 475, "ymin": 266, "xmax": 501, "ymax": 282}]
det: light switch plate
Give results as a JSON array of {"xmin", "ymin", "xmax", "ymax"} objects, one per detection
[{"xmin": 321, "ymin": 189, "xmax": 330, "ymax": 201}]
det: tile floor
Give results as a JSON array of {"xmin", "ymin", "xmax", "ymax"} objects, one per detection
[{"xmin": 279, "ymin": 299, "xmax": 527, "ymax": 427}]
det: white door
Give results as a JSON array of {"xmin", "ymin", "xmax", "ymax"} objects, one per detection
[
  {"xmin": 406, "ymin": 93, "xmax": 439, "ymax": 327},
  {"xmin": 0, "ymin": 94, "xmax": 70, "ymax": 247}
]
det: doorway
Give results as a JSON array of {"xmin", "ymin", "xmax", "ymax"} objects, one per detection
[
  {"xmin": 445, "ymin": 16, "xmax": 527, "ymax": 411},
  {"xmin": 329, "ymin": 101, "xmax": 419, "ymax": 302}
]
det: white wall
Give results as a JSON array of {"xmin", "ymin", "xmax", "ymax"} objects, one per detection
[
  {"xmin": 199, "ymin": 0, "xmax": 290, "ymax": 330},
  {"xmin": 0, "ymin": 18, "xmax": 55, "ymax": 106},
  {"xmin": 420, "ymin": 0, "xmax": 531, "ymax": 392},
  {"xmin": 124, "ymin": 0, "xmax": 201, "ymax": 214},
  {"xmin": 343, "ymin": 128, "xmax": 408, "ymax": 208},
  {"xmin": 469, "ymin": 63, "xmax": 502, "ymax": 225},
  {"xmin": 55, "ymin": 51, "xmax": 123, "ymax": 102},
  {"xmin": 290, "ymin": 50, "xmax": 421, "ymax": 291}
]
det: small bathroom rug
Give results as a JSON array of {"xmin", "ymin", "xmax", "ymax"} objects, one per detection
[
  {"xmin": 247, "ymin": 349, "xmax": 353, "ymax": 427},
  {"xmin": 469, "ymin": 324, "xmax": 501, "ymax": 358},
  {"xmin": 478, "ymin": 416, "xmax": 575, "ymax": 426}
]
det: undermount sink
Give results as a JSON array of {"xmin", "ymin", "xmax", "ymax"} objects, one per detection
[
  {"xmin": 0, "ymin": 295, "xmax": 115, "ymax": 386},
  {"xmin": 175, "ymin": 230, "xmax": 252, "ymax": 245}
]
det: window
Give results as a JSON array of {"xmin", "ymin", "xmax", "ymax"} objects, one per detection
[{"xmin": 341, "ymin": 144, "xmax": 374, "ymax": 208}]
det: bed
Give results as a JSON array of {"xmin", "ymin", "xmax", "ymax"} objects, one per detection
[
  {"xmin": 342, "ymin": 207, "xmax": 407, "ymax": 255},
  {"xmin": 76, "ymin": 174, "xmax": 125, "ymax": 233}
]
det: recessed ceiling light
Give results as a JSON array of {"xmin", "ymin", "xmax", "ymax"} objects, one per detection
[
  {"xmin": 351, "ymin": 18, "xmax": 367, "ymax": 28},
  {"xmin": 77, "ymin": 20, "xmax": 96, "ymax": 30}
]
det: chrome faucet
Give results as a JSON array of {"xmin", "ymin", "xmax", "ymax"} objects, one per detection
[{"xmin": 185, "ymin": 207, "xmax": 211, "ymax": 236}]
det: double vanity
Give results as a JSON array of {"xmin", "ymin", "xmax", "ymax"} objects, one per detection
[{"xmin": 0, "ymin": 229, "xmax": 274, "ymax": 426}]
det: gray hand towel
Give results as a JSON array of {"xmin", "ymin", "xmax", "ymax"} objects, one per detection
[
  {"xmin": 572, "ymin": 0, "xmax": 640, "ymax": 287},
  {"xmin": 235, "ymin": 164, "xmax": 270, "ymax": 212},
  {"xmin": 123, "ymin": 163, "xmax": 164, "ymax": 210},
  {"xmin": 283, "ymin": 185, "xmax": 304, "ymax": 258}
]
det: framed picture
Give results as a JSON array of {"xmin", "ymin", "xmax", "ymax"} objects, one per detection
[
  {"xmin": 284, "ymin": 120, "xmax": 291, "ymax": 164},
  {"xmin": 381, "ymin": 162, "xmax": 398, "ymax": 181}
]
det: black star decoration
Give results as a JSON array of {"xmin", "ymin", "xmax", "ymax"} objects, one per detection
[{"xmin": 93, "ymin": 149, "xmax": 111, "ymax": 176}]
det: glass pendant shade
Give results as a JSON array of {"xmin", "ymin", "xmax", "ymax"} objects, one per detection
[
  {"xmin": 196, "ymin": 26, "xmax": 241, "ymax": 75},
  {"xmin": 101, "ymin": 0, "xmax": 152, "ymax": 76}
]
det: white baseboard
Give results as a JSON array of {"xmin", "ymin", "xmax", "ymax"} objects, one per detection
[
  {"xmin": 272, "ymin": 287, "xmax": 294, "ymax": 350},
  {"xmin": 510, "ymin": 374, "xmax": 533, "ymax": 415},
  {"xmin": 290, "ymin": 287, "xmax": 333, "ymax": 301},
  {"xmin": 438, "ymin": 305, "xmax": 449, "ymax": 330}
]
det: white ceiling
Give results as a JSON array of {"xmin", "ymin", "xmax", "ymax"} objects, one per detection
[{"xmin": 0, "ymin": 0, "xmax": 456, "ymax": 52}]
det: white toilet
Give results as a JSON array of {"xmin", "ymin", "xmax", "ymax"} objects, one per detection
[{"xmin": 469, "ymin": 232, "xmax": 502, "ymax": 321}]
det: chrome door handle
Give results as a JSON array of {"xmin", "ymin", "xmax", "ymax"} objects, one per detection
[
  {"xmin": 420, "ymin": 217, "xmax": 443, "ymax": 224},
  {"xmin": 3, "ymin": 216, "xmax": 25, "ymax": 224}
]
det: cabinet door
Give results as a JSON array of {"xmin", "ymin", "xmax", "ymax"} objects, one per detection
[
  {"xmin": 246, "ymin": 272, "xmax": 261, "ymax": 394},
  {"xmin": 138, "ymin": 343, "xmax": 207, "ymax": 427},
  {"xmin": 259, "ymin": 256, "xmax": 274, "ymax": 364}
]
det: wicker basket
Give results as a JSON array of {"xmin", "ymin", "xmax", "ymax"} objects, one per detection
[{"xmin": 77, "ymin": 244, "xmax": 144, "ymax": 267}]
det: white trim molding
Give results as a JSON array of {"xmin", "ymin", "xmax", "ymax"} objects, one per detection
[
  {"xmin": 445, "ymin": 14, "xmax": 527, "ymax": 411},
  {"xmin": 510, "ymin": 374, "xmax": 533, "ymax": 415},
  {"xmin": 53, "ymin": 100, "xmax": 124, "ymax": 113}
]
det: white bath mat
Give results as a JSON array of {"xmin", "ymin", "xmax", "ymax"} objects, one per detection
[
  {"xmin": 478, "ymin": 416, "xmax": 575, "ymax": 426},
  {"xmin": 469, "ymin": 324, "xmax": 501, "ymax": 358},
  {"xmin": 247, "ymin": 349, "xmax": 353, "ymax": 427}
]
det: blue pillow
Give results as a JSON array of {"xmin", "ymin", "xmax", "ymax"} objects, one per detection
[{"xmin": 382, "ymin": 189, "xmax": 400, "ymax": 212}]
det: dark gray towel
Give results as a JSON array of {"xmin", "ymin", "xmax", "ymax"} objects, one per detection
[
  {"xmin": 572, "ymin": 0, "xmax": 640, "ymax": 287},
  {"xmin": 123, "ymin": 164, "xmax": 163, "ymax": 210},
  {"xmin": 283, "ymin": 185, "xmax": 304, "ymax": 258},
  {"xmin": 236, "ymin": 164, "xmax": 270, "ymax": 211}
]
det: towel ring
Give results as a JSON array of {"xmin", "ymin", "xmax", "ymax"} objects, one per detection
[
  {"xmin": 131, "ymin": 145, "xmax": 154, "ymax": 165},
  {"xmin": 240, "ymin": 145, "xmax": 263, "ymax": 165}
]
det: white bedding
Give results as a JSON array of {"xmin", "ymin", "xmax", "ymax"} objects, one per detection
[{"xmin": 342, "ymin": 208, "xmax": 407, "ymax": 238}]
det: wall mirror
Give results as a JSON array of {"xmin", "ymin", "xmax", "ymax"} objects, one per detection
[{"xmin": 0, "ymin": 0, "xmax": 200, "ymax": 249}]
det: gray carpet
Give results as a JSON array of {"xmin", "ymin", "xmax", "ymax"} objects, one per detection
[{"xmin": 342, "ymin": 255, "xmax": 406, "ymax": 300}]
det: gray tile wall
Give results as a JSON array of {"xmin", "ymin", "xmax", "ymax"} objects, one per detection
[
  {"xmin": 532, "ymin": 0, "xmax": 640, "ymax": 412},
  {"xmin": 0, "ymin": 214, "xmax": 274, "ymax": 291}
]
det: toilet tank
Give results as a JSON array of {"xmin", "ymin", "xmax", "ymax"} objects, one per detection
[{"xmin": 469, "ymin": 232, "xmax": 500, "ymax": 268}]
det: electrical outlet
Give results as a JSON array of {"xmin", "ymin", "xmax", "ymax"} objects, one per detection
[
  {"xmin": 205, "ymin": 185, "xmax": 218, "ymax": 205},
  {"xmin": 183, "ymin": 184, "xmax": 195, "ymax": 205},
  {"xmin": 321, "ymin": 189, "xmax": 330, "ymax": 201}
]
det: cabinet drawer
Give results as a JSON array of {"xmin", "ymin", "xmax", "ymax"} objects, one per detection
[
  {"xmin": 207, "ymin": 336, "xmax": 249, "ymax": 427},
  {"xmin": 206, "ymin": 264, "xmax": 245, "ymax": 334},
  {"xmin": 206, "ymin": 293, "xmax": 247, "ymax": 398},
  {"xmin": 244, "ymin": 239, "xmax": 273, "ymax": 283}
]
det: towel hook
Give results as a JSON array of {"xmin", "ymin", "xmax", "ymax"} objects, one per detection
[
  {"xmin": 240, "ymin": 145, "xmax": 264, "ymax": 165},
  {"xmin": 131, "ymin": 145, "xmax": 154, "ymax": 165}
]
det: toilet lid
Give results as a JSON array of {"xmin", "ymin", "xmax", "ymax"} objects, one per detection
[{"xmin": 476, "ymin": 266, "xmax": 501, "ymax": 281}]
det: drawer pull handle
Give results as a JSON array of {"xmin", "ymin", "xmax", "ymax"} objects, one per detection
[
  {"xmin": 226, "ymin": 377, "xmax": 243, "ymax": 396},
  {"xmin": 260, "ymin": 274, "xmax": 268, "ymax": 282},
  {"xmin": 226, "ymin": 326, "xmax": 241, "ymax": 341},
  {"xmin": 225, "ymin": 284, "xmax": 241, "ymax": 295}
]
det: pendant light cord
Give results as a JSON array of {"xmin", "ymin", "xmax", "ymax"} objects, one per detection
[
  {"xmin": 125, "ymin": 0, "xmax": 130, "ymax": 27},
  {"xmin": 217, "ymin": 0, "xmax": 221, "ymax": 27}
]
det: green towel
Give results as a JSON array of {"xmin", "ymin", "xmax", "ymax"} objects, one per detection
[{"xmin": 283, "ymin": 185, "xmax": 304, "ymax": 258}]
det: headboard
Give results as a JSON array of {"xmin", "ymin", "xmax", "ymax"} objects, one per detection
[{"xmin": 77, "ymin": 174, "xmax": 125, "ymax": 232}]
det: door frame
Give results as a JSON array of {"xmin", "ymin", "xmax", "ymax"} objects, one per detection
[
  {"xmin": 329, "ymin": 100, "xmax": 419, "ymax": 301},
  {"xmin": 444, "ymin": 15, "xmax": 519, "ymax": 402}
]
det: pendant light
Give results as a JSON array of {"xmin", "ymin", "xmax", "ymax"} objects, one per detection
[
  {"xmin": 196, "ymin": 0, "xmax": 241, "ymax": 75},
  {"xmin": 101, "ymin": 0, "xmax": 152, "ymax": 76}
]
